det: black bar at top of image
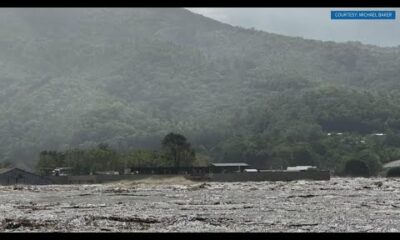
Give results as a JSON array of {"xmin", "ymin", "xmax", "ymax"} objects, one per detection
[{"xmin": 0, "ymin": 0, "xmax": 399, "ymax": 8}]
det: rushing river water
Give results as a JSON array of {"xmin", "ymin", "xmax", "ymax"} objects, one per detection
[{"xmin": 1, "ymin": 177, "xmax": 400, "ymax": 232}]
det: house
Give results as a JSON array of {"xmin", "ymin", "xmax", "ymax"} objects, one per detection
[
  {"xmin": 209, "ymin": 163, "xmax": 250, "ymax": 173},
  {"xmin": 0, "ymin": 167, "xmax": 52, "ymax": 185},
  {"xmin": 286, "ymin": 166, "xmax": 317, "ymax": 171}
]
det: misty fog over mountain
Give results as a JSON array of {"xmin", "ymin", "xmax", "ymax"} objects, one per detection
[{"xmin": 188, "ymin": 8, "xmax": 400, "ymax": 47}]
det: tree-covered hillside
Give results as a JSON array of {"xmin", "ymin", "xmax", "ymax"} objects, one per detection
[{"xmin": 0, "ymin": 8, "xmax": 399, "ymax": 174}]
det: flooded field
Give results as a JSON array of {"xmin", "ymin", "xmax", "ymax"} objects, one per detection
[{"xmin": 1, "ymin": 177, "xmax": 400, "ymax": 232}]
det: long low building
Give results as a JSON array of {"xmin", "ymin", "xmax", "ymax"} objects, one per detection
[{"xmin": 0, "ymin": 167, "xmax": 52, "ymax": 185}]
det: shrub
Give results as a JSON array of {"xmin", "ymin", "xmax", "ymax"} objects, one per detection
[
  {"xmin": 386, "ymin": 167, "xmax": 400, "ymax": 177},
  {"xmin": 343, "ymin": 159, "xmax": 370, "ymax": 177}
]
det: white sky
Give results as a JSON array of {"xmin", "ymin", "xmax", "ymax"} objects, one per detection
[{"xmin": 187, "ymin": 8, "xmax": 400, "ymax": 47}]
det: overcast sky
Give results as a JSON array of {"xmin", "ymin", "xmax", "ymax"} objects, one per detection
[{"xmin": 187, "ymin": 8, "xmax": 400, "ymax": 47}]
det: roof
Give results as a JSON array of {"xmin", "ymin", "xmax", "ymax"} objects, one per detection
[
  {"xmin": 383, "ymin": 160, "xmax": 400, "ymax": 169},
  {"xmin": 0, "ymin": 167, "xmax": 39, "ymax": 176},
  {"xmin": 0, "ymin": 168, "xmax": 13, "ymax": 174},
  {"xmin": 210, "ymin": 163, "xmax": 249, "ymax": 167},
  {"xmin": 244, "ymin": 169, "xmax": 258, "ymax": 172},
  {"xmin": 287, "ymin": 166, "xmax": 317, "ymax": 171}
]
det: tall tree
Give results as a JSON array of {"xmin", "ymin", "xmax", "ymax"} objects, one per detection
[{"xmin": 161, "ymin": 133, "xmax": 195, "ymax": 169}]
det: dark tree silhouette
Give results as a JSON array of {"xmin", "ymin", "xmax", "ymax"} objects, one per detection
[
  {"xmin": 344, "ymin": 160, "xmax": 370, "ymax": 177},
  {"xmin": 161, "ymin": 133, "xmax": 195, "ymax": 169},
  {"xmin": 387, "ymin": 167, "xmax": 400, "ymax": 177}
]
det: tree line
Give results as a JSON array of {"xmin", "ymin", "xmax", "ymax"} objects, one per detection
[{"xmin": 35, "ymin": 133, "xmax": 200, "ymax": 176}]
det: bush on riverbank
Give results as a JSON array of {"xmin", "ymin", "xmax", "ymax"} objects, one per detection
[
  {"xmin": 343, "ymin": 160, "xmax": 370, "ymax": 177},
  {"xmin": 387, "ymin": 167, "xmax": 400, "ymax": 177}
]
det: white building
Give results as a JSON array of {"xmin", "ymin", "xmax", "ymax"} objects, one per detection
[{"xmin": 286, "ymin": 166, "xmax": 317, "ymax": 171}]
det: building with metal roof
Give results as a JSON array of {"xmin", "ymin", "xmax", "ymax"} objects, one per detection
[
  {"xmin": 287, "ymin": 166, "xmax": 317, "ymax": 171},
  {"xmin": 209, "ymin": 163, "xmax": 250, "ymax": 173},
  {"xmin": 0, "ymin": 167, "xmax": 51, "ymax": 185}
]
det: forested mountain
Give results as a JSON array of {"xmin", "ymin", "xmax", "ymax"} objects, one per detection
[{"xmin": 0, "ymin": 8, "xmax": 400, "ymax": 173}]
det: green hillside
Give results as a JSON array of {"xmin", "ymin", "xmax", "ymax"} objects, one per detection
[{"xmin": 0, "ymin": 8, "xmax": 399, "ymax": 173}]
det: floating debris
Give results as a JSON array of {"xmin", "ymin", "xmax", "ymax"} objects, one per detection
[{"xmin": 1, "ymin": 178, "xmax": 400, "ymax": 232}]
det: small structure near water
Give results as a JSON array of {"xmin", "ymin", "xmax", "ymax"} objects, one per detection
[
  {"xmin": 286, "ymin": 166, "xmax": 317, "ymax": 171},
  {"xmin": 0, "ymin": 167, "xmax": 51, "ymax": 185},
  {"xmin": 209, "ymin": 163, "xmax": 249, "ymax": 173}
]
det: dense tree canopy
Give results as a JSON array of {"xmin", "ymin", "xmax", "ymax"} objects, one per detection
[{"xmin": 162, "ymin": 133, "xmax": 195, "ymax": 168}]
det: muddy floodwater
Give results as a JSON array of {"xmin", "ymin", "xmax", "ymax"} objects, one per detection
[{"xmin": 1, "ymin": 177, "xmax": 400, "ymax": 232}]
